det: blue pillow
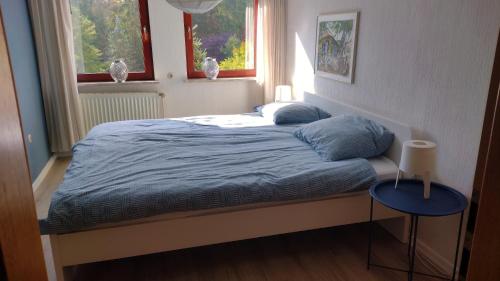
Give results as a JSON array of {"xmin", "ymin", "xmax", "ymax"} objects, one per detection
[
  {"xmin": 294, "ymin": 115, "xmax": 394, "ymax": 161},
  {"xmin": 259, "ymin": 102, "xmax": 331, "ymax": 124}
]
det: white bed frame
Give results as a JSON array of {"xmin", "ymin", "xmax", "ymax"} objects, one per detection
[{"xmin": 49, "ymin": 93, "xmax": 413, "ymax": 281}]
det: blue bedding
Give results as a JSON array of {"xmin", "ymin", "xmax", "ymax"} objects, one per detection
[{"xmin": 45, "ymin": 114, "xmax": 377, "ymax": 234}]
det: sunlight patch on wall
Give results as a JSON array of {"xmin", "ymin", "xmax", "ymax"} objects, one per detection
[{"xmin": 292, "ymin": 32, "xmax": 315, "ymax": 101}]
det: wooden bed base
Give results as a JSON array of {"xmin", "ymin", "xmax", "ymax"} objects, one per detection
[
  {"xmin": 49, "ymin": 93, "xmax": 413, "ymax": 280},
  {"xmin": 50, "ymin": 192, "xmax": 409, "ymax": 280}
]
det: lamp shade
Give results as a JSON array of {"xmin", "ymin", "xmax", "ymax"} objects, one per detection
[
  {"xmin": 275, "ymin": 85, "xmax": 292, "ymax": 102},
  {"xmin": 399, "ymin": 140, "xmax": 436, "ymax": 175},
  {"xmin": 166, "ymin": 0, "xmax": 223, "ymax": 14}
]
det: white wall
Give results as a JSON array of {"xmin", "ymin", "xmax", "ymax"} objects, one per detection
[
  {"xmin": 286, "ymin": 0, "xmax": 500, "ymax": 268},
  {"xmin": 79, "ymin": 0, "xmax": 264, "ymax": 118}
]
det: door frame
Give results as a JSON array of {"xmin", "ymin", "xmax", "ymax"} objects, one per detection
[
  {"xmin": 0, "ymin": 7, "xmax": 48, "ymax": 281},
  {"xmin": 466, "ymin": 29, "xmax": 500, "ymax": 281}
]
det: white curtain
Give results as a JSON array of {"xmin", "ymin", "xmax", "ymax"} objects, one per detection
[
  {"xmin": 257, "ymin": 0, "xmax": 287, "ymax": 104},
  {"xmin": 28, "ymin": 0, "xmax": 85, "ymax": 154}
]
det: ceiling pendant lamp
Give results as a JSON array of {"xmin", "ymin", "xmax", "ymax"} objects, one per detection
[{"xmin": 165, "ymin": 0, "xmax": 223, "ymax": 14}]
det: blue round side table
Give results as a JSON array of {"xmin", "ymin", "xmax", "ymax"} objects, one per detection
[{"xmin": 367, "ymin": 179, "xmax": 468, "ymax": 281}]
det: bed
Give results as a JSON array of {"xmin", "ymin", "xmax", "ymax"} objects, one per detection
[{"xmin": 45, "ymin": 93, "xmax": 412, "ymax": 280}]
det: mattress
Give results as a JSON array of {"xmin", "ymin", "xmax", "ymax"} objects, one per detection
[
  {"xmin": 62, "ymin": 156, "xmax": 398, "ymax": 233},
  {"xmin": 44, "ymin": 114, "xmax": 394, "ymax": 234},
  {"xmin": 369, "ymin": 156, "xmax": 399, "ymax": 180}
]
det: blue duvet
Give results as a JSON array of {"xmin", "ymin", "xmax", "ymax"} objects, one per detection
[{"xmin": 45, "ymin": 114, "xmax": 377, "ymax": 234}]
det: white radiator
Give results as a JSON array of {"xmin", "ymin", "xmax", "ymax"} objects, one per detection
[{"xmin": 80, "ymin": 92, "xmax": 166, "ymax": 133}]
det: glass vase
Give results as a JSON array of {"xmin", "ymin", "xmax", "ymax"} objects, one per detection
[
  {"xmin": 109, "ymin": 59, "xmax": 129, "ymax": 83},
  {"xmin": 202, "ymin": 57, "xmax": 220, "ymax": 80}
]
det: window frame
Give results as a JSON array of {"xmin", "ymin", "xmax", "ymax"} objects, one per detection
[
  {"xmin": 183, "ymin": 0, "xmax": 258, "ymax": 79},
  {"xmin": 76, "ymin": 0, "xmax": 155, "ymax": 83}
]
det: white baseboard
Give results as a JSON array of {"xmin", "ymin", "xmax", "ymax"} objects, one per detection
[
  {"xmin": 416, "ymin": 239, "xmax": 455, "ymax": 276},
  {"xmin": 33, "ymin": 155, "xmax": 57, "ymax": 193},
  {"xmin": 55, "ymin": 151, "xmax": 72, "ymax": 158}
]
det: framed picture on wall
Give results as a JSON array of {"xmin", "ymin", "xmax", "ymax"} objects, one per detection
[{"xmin": 315, "ymin": 11, "xmax": 359, "ymax": 84}]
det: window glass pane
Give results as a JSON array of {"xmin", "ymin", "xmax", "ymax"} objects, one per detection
[
  {"xmin": 191, "ymin": 0, "xmax": 255, "ymax": 71},
  {"xmin": 70, "ymin": 0, "xmax": 145, "ymax": 74}
]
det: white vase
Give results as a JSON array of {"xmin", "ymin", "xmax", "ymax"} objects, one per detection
[
  {"xmin": 202, "ymin": 57, "xmax": 220, "ymax": 80},
  {"xmin": 109, "ymin": 59, "xmax": 128, "ymax": 83}
]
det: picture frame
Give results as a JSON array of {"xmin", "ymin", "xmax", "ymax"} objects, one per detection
[{"xmin": 315, "ymin": 11, "xmax": 359, "ymax": 84}]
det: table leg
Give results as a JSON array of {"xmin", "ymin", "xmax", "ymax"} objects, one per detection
[
  {"xmin": 409, "ymin": 216, "xmax": 419, "ymax": 281},
  {"xmin": 451, "ymin": 211, "xmax": 465, "ymax": 281},
  {"xmin": 408, "ymin": 215, "xmax": 415, "ymax": 263},
  {"xmin": 367, "ymin": 197, "xmax": 374, "ymax": 270}
]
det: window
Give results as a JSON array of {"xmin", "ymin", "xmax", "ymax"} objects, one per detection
[
  {"xmin": 70, "ymin": 0, "xmax": 154, "ymax": 82},
  {"xmin": 183, "ymin": 0, "xmax": 258, "ymax": 79}
]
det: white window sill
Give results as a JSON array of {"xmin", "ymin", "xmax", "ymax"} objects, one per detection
[
  {"xmin": 184, "ymin": 77, "xmax": 257, "ymax": 83},
  {"xmin": 78, "ymin": 80, "xmax": 160, "ymax": 86},
  {"xmin": 78, "ymin": 80, "xmax": 160, "ymax": 91}
]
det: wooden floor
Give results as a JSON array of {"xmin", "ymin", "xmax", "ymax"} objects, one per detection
[{"xmin": 36, "ymin": 158, "xmax": 443, "ymax": 281}]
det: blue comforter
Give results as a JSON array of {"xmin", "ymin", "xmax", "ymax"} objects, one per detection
[{"xmin": 46, "ymin": 114, "xmax": 377, "ymax": 234}]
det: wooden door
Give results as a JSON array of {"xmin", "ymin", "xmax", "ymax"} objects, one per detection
[
  {"xmin": 0, "ymin": 9, "xmax": 48, "ymax": 281},
  {"xmin": 466, "ymin": 31, "xmax": 500, "ymax": 281}
]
